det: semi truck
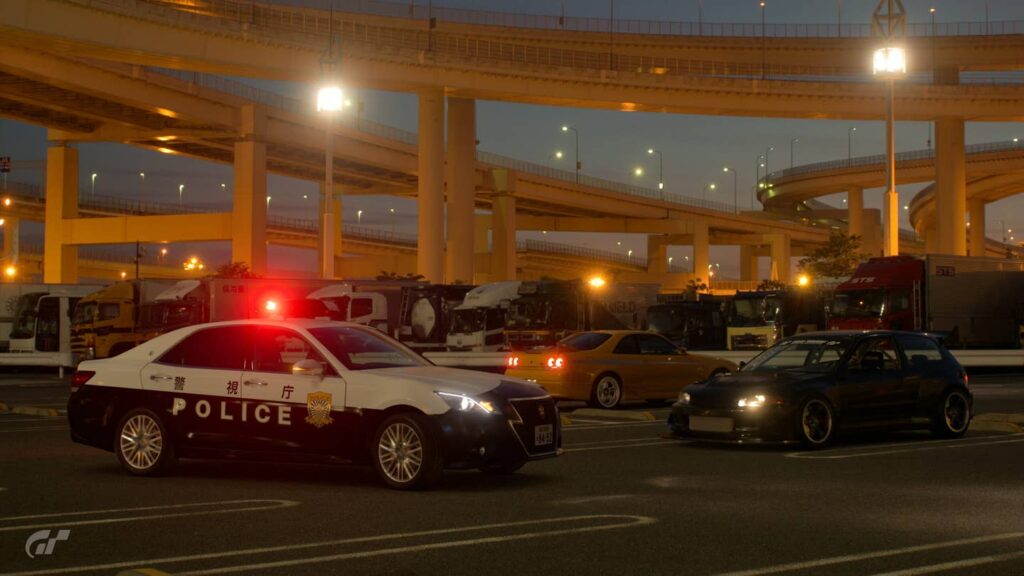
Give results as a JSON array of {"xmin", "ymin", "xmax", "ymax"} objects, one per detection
[
  {"xmin": 397, "ymin": 284, "xmax": 475, "ymax": 352},
  {"xmin": 645, "ymin": 294, "xmax": 729, "ymax": 350},
  {"xmin": 726, "ymin": 288, "xmax": 826, "ymax": 350},
  {"xmin": 0, "ymin": 285, "xmax": 103, "ymax": 370},
  {"xmin": 504, "ymin": 280, "xmax": 659, "ymax": 350},
  {"xmin": 446, "ymin": 281, "xmax": 522, "ymax": 352},
  {"xmin": 828, "ymin": 255, "xmax": 1024, "ymax": 348}
]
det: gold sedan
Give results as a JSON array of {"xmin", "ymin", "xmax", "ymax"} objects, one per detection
[{"xmin": 506, "ymin": 331, "xmax": 737, "ymax": 409}]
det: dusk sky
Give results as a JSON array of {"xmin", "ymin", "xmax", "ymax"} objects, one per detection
[{"xmin": 2, "ymin": 0, "xmax": 1023, "ymax": 279}]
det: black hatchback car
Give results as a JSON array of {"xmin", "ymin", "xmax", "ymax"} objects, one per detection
[{"xmin": 668, "ymin": 331, "xmax": 972, "ymax": 447}]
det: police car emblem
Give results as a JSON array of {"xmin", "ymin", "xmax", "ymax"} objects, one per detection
[{"xmin": 305, "ymin": 391, "xmax": 334, "ymax": 428}]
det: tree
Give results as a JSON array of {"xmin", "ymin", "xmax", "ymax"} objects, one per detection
[
  {"xmin": 376, "ymin": 271, "xmax": 426, "ymax": 282},
  {"xmin": 214, "ymin": 262, "xmax": 260, "ymax": 278},
  {"xmin": 797, "ymin": 232, "xmax": 869, "ymax": 278},
  {"xmin": 756, "ymin": 279, "xmax": 786, "ymax": 291},
  {"xmin": 684, "ymin": 277, "xmax": 708, "ymax": 298}
]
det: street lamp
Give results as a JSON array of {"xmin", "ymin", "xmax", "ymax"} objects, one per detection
[
  {"xmin": 633, "ymin": 167, "xmax": 644, "ymax": 178},
  {"xmin": 178, "ymin": 184, "xmax": 184, "ymax": 207},
  {"xmin": 848, "ymin": 127, "xmax": 857, "ymax": 165},
  {"xmin": 723, "ymin": 166, "xmax": 738, "ymax": 213},
  {"xmin": 91, "ymin": 173, "xmax": 97, "ymax": 197},
  {"xmin": 874, "ymin": 44, "xmax": 907, "ymax": 257},
  {"xmin": 703, "ymin": 182, "xmax": 716, "ymax": 203},
  {"xmin": 266, "ymin": 195, "xmax": 272, "ymax": 210},
  {"xmin": 139, "ymin": 172, "xmax": 145, "ymax": 190},
  {"xmin": 790, "ymin": 138, "xmax": 799, "ymax": 169},
  {"xmin": 647, "ymin": 148, "xmax": 664, "ymax": 191},
  {"xmin": 561, "ymin": 125, "xmax": 581, "ymax": 183},
  {"xmin": 357, "ymin": 209, "xmax": 363, "ymax": 224},
  {"xmin": 318, "ymin": 81, "xmax": 345, "ymax": 279},
  {"xmin": 764, "ymin": 146, "xmax": 774, "ymax": 179},
  {"xmin": 389, "ymin": 207, "xmax": 396, "ymax": 234}
]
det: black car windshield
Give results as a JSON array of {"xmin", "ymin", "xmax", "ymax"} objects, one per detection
[
  {"xmin": 742, "ymin": 338, "xmax": 851, "ymax": 372},
  {"xmin": 309, "ymin": 326, "xmax": 430, "ymax": 371},
  {"xmin": 558, "ymin": 332, "xmax": 612, "ymax": 351}
]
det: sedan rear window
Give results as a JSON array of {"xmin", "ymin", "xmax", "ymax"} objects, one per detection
[{"xmin": 559, "ymin": 332, "xmax": 612, "ymax": 352}]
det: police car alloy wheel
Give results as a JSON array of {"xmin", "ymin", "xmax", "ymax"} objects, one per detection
[
  {"xmin": 373, "ymin": 413, "xmax": 443, "ymax": 490},
  {"xmin": 115, "ymin": 408, "xmax": 176, "ymax": 476}
]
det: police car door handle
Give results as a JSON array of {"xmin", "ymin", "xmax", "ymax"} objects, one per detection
[
  {"xmin": 149, "ymin": 375, "xmax": 174, "ymax": 383},
  {"xmin": 243, "ymin": 380, "xmax": 268, "ymax": 387}
]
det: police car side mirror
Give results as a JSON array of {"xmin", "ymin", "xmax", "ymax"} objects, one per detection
[{"xmin": 292, "ymin": 359, "xmax": 324, "ymax": 379}]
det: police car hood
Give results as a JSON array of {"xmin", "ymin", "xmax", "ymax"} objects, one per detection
[{"xmin": 357, "ymin": 366, "xmax": 543, "ymax": 398}]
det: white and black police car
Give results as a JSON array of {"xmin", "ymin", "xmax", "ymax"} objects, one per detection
[{"xmin": 68, "ymin": 319, "xmax": 560, "ymax": 489}]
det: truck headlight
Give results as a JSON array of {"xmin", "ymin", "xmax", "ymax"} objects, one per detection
[
  {"xmin": 737, "ymin": 394, "xmax": 767, "ymax": 409},
  {"xmin": 436, "ymin": 392, "xmax": 497, "ymax": 414},
  {"xmin": 677, "ymin": 391, "xmax": 691, "ymax": 405}
]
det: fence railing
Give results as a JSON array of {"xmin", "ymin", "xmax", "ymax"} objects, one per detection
[{"xmin": 519, "ymin": 239, "xmax": 646, "ymax": 269}]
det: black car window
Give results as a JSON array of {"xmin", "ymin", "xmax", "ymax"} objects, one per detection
[
  {"xmin": 613, "ymin": 335, "xmax": 640, "ymax": 354},
  {"xmin": 847, "ymin": 337, "xmax": 901, "ymax": 372},
  {"xmin": 252, "ymin": 326, "xmax": 331, "ymax": 374},
  {"xmin": 896, "ymin": 334, "xmax": 944, "ymax": 368},
  {"xmin": 637, "ymin": 334, "xmax": 679, "ymax": 355},
  {"xmin": 560, "ymin": 332, "xmax": 612, "ymax": 352},
  {"xmin": 157, "ymin": 326, "xmax": 249, "ymax": 370}
]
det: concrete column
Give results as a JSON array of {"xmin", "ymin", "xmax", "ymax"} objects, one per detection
[
  {"xmin": 739, "ymin": 245, "xmax": 758, "ymax": 282},
  {"xmin": 692, "ymin": 221, "xmax": 710, "ymax": 283},
  {"xmin": 445, "ymin": 97, "xmax": 476, "ymax": 284},
  {"xmin": 847, "ymin": 185, "xmax": 864, "ymax": 238},
  {"xmin": 492, "ymin": 193, "xmax": 517, "ymax": 282},
  {"xmin": 646, "ymin": 235, "xmax": 668, "ymax": 274},
  {"xmin": 769, "ymin": 234, "xmax": 791, "ymax": 283},
  {"xmin": 923, "ymin": 222, "xmax": 938, "ymax": 254},
  {"xmin": 417, "ymin": 88, "xmax": 446, "ymax": 283},
  {"xmin": 968, "ymin": 197, "xmax": 986, "ymax": 257},
  {"xmin": 232, "ymin": 106, "xmax": 268, "ymax": 275},
  {"xmin": 1, "ymin": 217, "xmax": 19, "ymax": 263},
  {"xmin": 44, "ymin": 142, "xmax": 79, "ymax": 283},
  {"xmin": 934, "ymin": 117, "xmax": 966, "ymax": 256}
]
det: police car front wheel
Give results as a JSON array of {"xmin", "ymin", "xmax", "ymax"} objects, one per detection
[
  {"xmin": 115, "ymin": 408, "xmax": 176, "ymax": 476},
  {"xmin": 372, "ymin": 413, "xmax": 444, "ymax": 490}
]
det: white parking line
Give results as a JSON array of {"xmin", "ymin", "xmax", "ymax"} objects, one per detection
[
  {"xmin": 0, "ymin": 417, "xmax": 64, "ymax": 423},
  {"xmin": 2, "ymin": 514, "xmax": 656, "ymax": 576},
  {"xmin": 0, "ymin": 499, "xmax": 298, "ymax": 533},
  {"xmin": 564, "ymin": 421, "xmax": 665, "ymax": 431},
  {"xmin": 564, "ymin": 440, "xmax": 681, "ymax": 453},
  {"xmin": 0, "ymin": 426, "xmax": 68, "ymax": 433},
  {"xmin": 565, "ymin": 437, "xmax": 669, "ymax": 448},
  {"xmin": 711, "ymin": 531, "xmax": 1024, "ymax": 576},
  {"xmin": 869, "ymin": 549, "xmax": 1024, "ymax": 576},
  {"xmin": 786, "ymin": 434, "xmax": 1024, "ymax": 460}
]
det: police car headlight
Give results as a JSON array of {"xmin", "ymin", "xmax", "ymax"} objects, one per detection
[
  {"xmin": 436, "ymin": 392, "xmax": 497, "ymax": 415},
  {"xmin": 677, "ymin": 391, "xmax": 691, "ymax": 405}
]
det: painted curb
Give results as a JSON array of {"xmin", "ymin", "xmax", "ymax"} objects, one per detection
[
  {"xmin": 973, "ymin": 412, "xmax": 1024, "ymax": 425},
  {"xmin": 970, "ymin": 420, "xmax": 1023, "ymax": 434},
  {"xmin": 116, "ymin": 569, "xmax": 173, "ymax": 576},
  {"xmin": 570, "ymin": 408, "xmax": 657, "ymax": 421},
  {"xmin": 3, "ymin": 405, "xmax": 62, "ymax": 417}
]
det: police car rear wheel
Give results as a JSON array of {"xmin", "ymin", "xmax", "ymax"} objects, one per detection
[
  {"xmin": 373, "ymin": 414, "xmax": 443, "ymax": 490},
  {"xmin": 115, "ymin": 408, "xmax": 176, "ymax": 476}
]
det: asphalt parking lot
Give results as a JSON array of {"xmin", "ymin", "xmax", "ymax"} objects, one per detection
[{"xmin": 1, "ymin": 370, "xmax": 1024, "ymax": 575}]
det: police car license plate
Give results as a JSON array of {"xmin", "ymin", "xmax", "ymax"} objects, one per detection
[
  {"xmin": 534, "ymin": 424, "xmax": 553, "ymax": 446},
  {"xmin": 690, "ymin": 416, "xmax": 734, "ymax": 433}
]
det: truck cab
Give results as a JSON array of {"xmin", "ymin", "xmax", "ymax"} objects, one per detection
[
  {"xmin": 71, "ymin": 282, "xmax": 141, "ymax": 362},
  {"xmin": 828, "ymin": 256, "xmax": 924, "ymax": 332},
  {"xmin": 446, "ymin": 281, "xmax": 521, "ymax": 352},
  {"xmin": 727, "ymin": 289, "xmax": 825, "ymax": 350}
]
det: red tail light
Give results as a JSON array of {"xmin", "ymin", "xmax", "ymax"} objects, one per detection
[
  {"xmin": 71, "ymin": 371, "xmax": 95, "ymax": 392},
  {"xmin": 506, "ymin": 356, "xmax": 520, "ymax": 368},
  {"xmin": 546, "ymin": 356, "xmax": 565, "ymax": 369}
]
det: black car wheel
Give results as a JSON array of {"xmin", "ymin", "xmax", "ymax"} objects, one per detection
[
  {"xmin": 590, "ymin": 373, "xmax": 623, "ymax": 409},
  {"xmin": 373, "ymin": 413, "xmax": 444, "ymax": 490},
  {"xmin": 115, "ymin": 408, "xmax": 176, "ymax": 476},
  {"xmin": 796, "ymin": 397, "xmax": 835, "ymax": 448},
  {"xmin": 932, "ymin": 388, "xmax": 970, "ymax": 439}
]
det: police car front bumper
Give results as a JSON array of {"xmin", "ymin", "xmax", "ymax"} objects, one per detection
[{"xmin": 436, "ymin": 396, "xmax": 561, "ymax": 469}]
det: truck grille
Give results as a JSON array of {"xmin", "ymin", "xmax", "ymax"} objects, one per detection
[{"xmin": 507, "ymin": 396, "xmax": 558, "ymax": 456}]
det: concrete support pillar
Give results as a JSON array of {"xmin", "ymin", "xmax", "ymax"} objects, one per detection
[
  {"xmin": 317, "ymin": 186, "xmax": 343, "ymax": 273},
  {"xmin": 417, "ymin": 88, "xmax": 446, "ymax": 283},
  {"xmin": 492, "ymin": 193, "xmax": 517, "ymax": 282},
  {"xmin": 968, "ymin": 197, "xmax": 986, "ymax": 257},
  {"xmin": 2, "ymin": 216, "xmax": 19, "ymax": 263},
  {"xmin": 847, "ymin": 185, "xmax": 864, "ymax": 238},
  {"xmin": 44, "ymin": 141, "xmax": 79, "ymax": 283},
  {"xmin": 445, "ymin": 97, "xmax": 476, "ymax": 284},
  {"xmin": 923, "ymin": 222, "xmax": 938, "ymax": 254},
  {"xmin": 769, "ymin": 234, "xmax": 791, "ymax": 283},
  {"xmin": 232, "ymin": 108, "xmax": 268, "ymax": 276},
  {"xmin": 646, "ymin": 235, "xmax": 668, "ymax": 274},
  {"xmin": 739, "ymin": 245, "xmax": 758, "ymax": 282},
  {"xmin": 934, "ymin": 117, "xmax": 967, "ymax": 256},
  {"xmin": 692, "ymin": 221, "xmax": 710, "ymax": 283}
]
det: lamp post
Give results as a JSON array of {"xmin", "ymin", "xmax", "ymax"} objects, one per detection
[
  {"xmin": 647, "ymin": 148, "xmax": 664, "ymax": 192},
  {"xmin": 317, "ymin": 82, "xmax": 344, "ymax": 279},
  {"xmin": 790, "ymin": 138, "xmax": 799, "ymax": 169},
  {"xmin": 178, "ymin": 184, "xmax": 184, "ymax": 207},
  {"xmin": 764, "ymin": 146, "xmax": 774, "ymax": 179},
  {"xmin": 703, "ymin": 182, "xmax": 716, "ymax": 203},
  {"xmin": 848, "ymin": 127, "xmax": 857, "ymax": 165},
  {"xmin": 91, "ymin": 172, "xmax": 97, "ymax": 197},
  {"xmin": 723, "ymin": 166, "xmax": 738, "ymax": 213},
  {"xmin": 760, "ymin": 1, "xmax": 767, "ymax": 79},
  {"xmin": 756, "ymin": 154, "xmax": 766, "ymax": 209},
  {"xmin": 138, "ymin": 172, "xmax": 145, "ymax": 191},
  {"xmin": 561, "ymin": 125, "xmax": 581, "ymax": 183},
  {"xmin": 873, "ymin": 44, "xmax": 907, "ymax": 257},
  {"xmin": 357, "ymin": 209, "xmax": 363, "ymax": 224},
  {"xmin": 389, "ymin": 207, "xmax": 396, "ymax": 235}
]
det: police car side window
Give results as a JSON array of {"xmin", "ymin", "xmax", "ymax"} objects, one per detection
[
  {"xmin": 253, "ymin": 327, "xmax": 332, "ymax": 375},
  {"xmin": 157, "ymin": 327, "xmax": 248, "ymax": 370}
]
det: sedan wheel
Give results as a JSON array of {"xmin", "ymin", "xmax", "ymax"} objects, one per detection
[
  {"xmin": 373, "ymin": 414, "xmax": 443, "ymax": 490},
  {"xmin": 797, "ymin": 398, "xmax": 834, "ymax": 448},
  {"xmin": 932, "ymin": 389, "xmax": 970, "ymax": 438},
  {"xmin": 115, "ymin": 408, "xmax": 175, "ymax": 476},
  {"xmin": 590, "ymin": 374, "xmax": 623, "ymax": 409}
]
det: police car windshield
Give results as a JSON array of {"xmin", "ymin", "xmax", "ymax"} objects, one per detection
[{"xmin": 309, "ymin": 326, "xmax": 430, "ymax": 371}]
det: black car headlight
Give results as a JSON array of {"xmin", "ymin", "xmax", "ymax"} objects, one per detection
[
  {"xmin": 435, "ymin": 391, "xmax": 498, "ymax": 415},
  {"xmin": 677, "ymin": 391, "xmax": 691, "ymax": 405},
  {"xmin": 737, "ymin": 394, "xmax": 767, "ymax": 409}
]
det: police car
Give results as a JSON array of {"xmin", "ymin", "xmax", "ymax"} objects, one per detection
[{"xmin": 68, "ymin": 319, "xmax": 560, "ymax": 489}]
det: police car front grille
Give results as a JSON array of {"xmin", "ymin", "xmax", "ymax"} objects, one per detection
[{"xmin": 508, "ymin": 397, "xmax": 558, "ymax": 456}]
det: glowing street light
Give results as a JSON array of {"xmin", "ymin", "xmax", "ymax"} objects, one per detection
[
  {"xmin": 647, "ymin": 148, "xmax": 664, "ymax": 191},
  {"xmin": 317, "ymin": 85, "xmax": 345, "ymax": 113},
  {"xmin": 588, "ymin": 275, "xmax": 607, "ymax": 288},
  {"xmin": 318, "ymin": 81, "xmax": 344, "ymax": 280},
  {"xmin": 91, "ymin": 173, "xmax": 97, "ymax": 197},
  {"xmin": 633, "ymin": 167, "xmax": 644, "ymax": 177},
  {"xmin": 554, "ymin": 150, "xmax": 564, "ymax": 160},
  {"xmin": 723, "ymin": 166, "xmax": 739, "ymax": 213},
  {"xmin": 874, "ymin": 44, "xmax": 907, "ymax": 257},
  {"xmin": 4, "ymin": 266, "xmax": 16, "ymax": 279},
  {"xmin": 357, "ymin": 209, "xmax": 363, "ymax": 224},
  {"xmin": 797, "ymin": 274, "xmax": 810, "ymax": 287},
  {"xmin": 178, "ymin": 184, "xmax": 184, "ymax": 207},
  {"xmin": 703, "ymin": 182, "xmax": 716, "ymax": 202}
]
